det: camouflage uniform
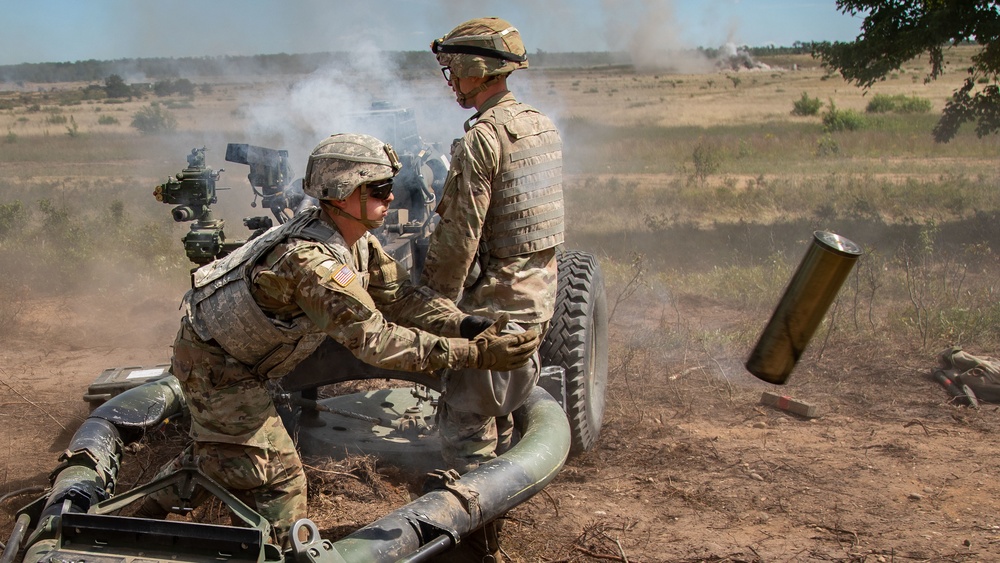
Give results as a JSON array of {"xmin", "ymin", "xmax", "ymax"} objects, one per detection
[
  {"xmin": 140, "ymin": 207, "xmax": 478, "ymax": 546},
  {"xmin": 422, "ymin": 90, "xmax": 565, "ymax": 472}
]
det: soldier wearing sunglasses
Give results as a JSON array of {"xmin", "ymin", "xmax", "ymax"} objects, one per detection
[{"xmin": 136, "ymin": 133, "xmax": 539, "ymax": 549}]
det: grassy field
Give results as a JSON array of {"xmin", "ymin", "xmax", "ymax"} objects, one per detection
[
  {"xmin": 1, "ymin": 44, "xmax": 998, "ymax": 380},
  {"xmin": 1, "ymin": 45, "xmax": 998, "ymax": 366},
  {"xmin": 2, "ymin": 45, "xmax": 1000, "ymax": 561}
]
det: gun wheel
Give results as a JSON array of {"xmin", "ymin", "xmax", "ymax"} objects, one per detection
[{"xmin": 540, "ymin": 249, "xmax": 609, "ymax": 455}]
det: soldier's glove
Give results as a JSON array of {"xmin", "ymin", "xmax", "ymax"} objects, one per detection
[
  {"xmin": 466, "ymin": 313, "xmax": 540, "ymax": 371},
  {"xmin": 459, "ymin": 315, "xmax": 495, "ymax": 339}
]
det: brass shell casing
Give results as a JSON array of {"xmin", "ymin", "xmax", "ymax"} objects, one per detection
[{"xmin": 745, "ymin": 231, "xmax": 862, "ymax": 385}]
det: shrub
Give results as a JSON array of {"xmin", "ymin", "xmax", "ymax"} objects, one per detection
[
  {"xmin": 894, "ymin": 96, "xmax": 932, "ymax": 114},
  {"xmin": 865, "ymin": 93, "xmax": 932, "ymax": 114},
  {"xmin": 792, "ymin": 92, "xmax": 823, "ymax": 116},
  {"xmin": 153, "ymin": 80, "xmax": 174, "ymax": 97},
  {"xmin": 692, "ymin": 141, "xmax": 723, "ymax": 180},
  {"xmin": 865, "ymin": 94, "xmax": 896, "ymax": 114},
  {"xmin": 0, "ymin": 200, "xmax": 24, "ymax": 237},
  {"xmin": 815, "ymin": 134, "xmax": 840, "ymax": 156},
  {"xmin": 104, "ymin": 74, "xmax": 131, "ymax": 99},
  {"xmin": 65, "ymin": 115, "xmax": 79, "ymax": 138},
  {"xmin": 97, "ymin": 115, "xmax": 119, "ymax": 125},
  {"xmin": 131, "ymin": 103, "xmax": 177, "ymax": 134},
  {"xmin": 163, "ymin": 99, "xmax": 194, "ymax": 109},
  {"xmin": 822, "ymin": 100, "xmax": 867, "ymax": 132}
]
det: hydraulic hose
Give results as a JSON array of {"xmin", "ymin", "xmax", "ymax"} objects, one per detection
[
  {"xmin": 294, "ymin": 385, "xmax": 571, "ymax": 563},
  {"xmin": 21, "ymin": 376, "xmax": 186, "ymax": 563}
]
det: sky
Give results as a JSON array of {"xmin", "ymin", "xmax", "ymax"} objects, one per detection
[{"xmin": 0, "ymin": 0, "xmax": 866, "ymax": 66}]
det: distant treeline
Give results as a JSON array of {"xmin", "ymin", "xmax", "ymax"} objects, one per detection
[
  {"xmin": 0, "ymin": 50, "xmax": 637, "ymax": 85},
  {"xmin": 0, "ymin": 42, "xmax": 833, "ymax": 85}
]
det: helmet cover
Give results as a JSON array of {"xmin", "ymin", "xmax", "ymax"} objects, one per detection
[
  {"xmin": 431, "ymin": 17, "xmax": 528, "ymax": 78},
  {"xmin": 303, "ymin": 133, "xmax": 401, "ymax": 201}
]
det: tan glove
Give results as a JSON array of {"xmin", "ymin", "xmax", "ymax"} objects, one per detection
[{"xmin": 463, "ymin": 313, "xmax": 540, "ymax": 371}]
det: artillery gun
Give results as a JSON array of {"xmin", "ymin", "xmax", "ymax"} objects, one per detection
[{"xmin": 3, "ymin": 106, "xmax": 609, "ymax": 563}]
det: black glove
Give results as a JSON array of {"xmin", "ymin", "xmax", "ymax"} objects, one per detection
[{"xmin": 460, "ymin": 315, "xmax": 495, "ymax": 339}]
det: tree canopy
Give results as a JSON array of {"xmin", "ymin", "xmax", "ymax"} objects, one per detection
[
  {"xmin": 815, "ymin": 0, "xmax": 1000, "ymax": 142},
  {"xmin": 104, "ymin": 74, "xmax": 131, "ymax": 99}
]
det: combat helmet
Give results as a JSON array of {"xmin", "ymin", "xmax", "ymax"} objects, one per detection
[
  {"xmin": 303, "ymin": 133, "xmax": 401, "ymax": 201},
  {"xmin": 431, "ymin": 17, "xmax": 528, "ymax": 79}
]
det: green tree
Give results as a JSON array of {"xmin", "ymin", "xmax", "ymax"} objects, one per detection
[
  {"xmin": 173, "ymin": 78, "xmax": 195, "ymax": 96},
  {"xmin": 104, "ymin": 74, "xmax": 131, "ymax": 99},
  {"xmin": 815, "ymin": 0, "xmax": 1000, "ymax": 142},
  {"xmin": 153, "ymin": 79, "xmax": 174, "ymax": 97}
]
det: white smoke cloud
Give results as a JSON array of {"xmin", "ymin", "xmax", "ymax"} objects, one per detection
[
  {"xmin": 232, "ymin": 48, "xmax": 465, "ymax": 174},
  {"xmin": 599, "ymin": 0, "xmax": 714, "ymax": 72}
]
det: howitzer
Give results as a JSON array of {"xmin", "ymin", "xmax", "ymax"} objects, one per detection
[{"xmin": 17, "ymin": 104, "xmax": 610, "ymax": 560}]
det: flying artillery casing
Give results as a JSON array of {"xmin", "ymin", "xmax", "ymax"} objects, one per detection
[{"xmin": 745, "ymin": 231, "xmax": 862, "ymax": 385}]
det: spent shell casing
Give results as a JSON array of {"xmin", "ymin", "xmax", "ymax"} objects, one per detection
[{"xmin": 745, "ymin": 231, "xmax": 862, "ymax": 384}]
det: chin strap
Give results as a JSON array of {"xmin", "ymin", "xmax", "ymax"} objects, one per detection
[
  {"xmin": 456, "ymin": 75, "xmax": 501, "ymax": 111},
  {"xmin": 323, "ymin": 188, "xmax": 384, "ymax": 229}
]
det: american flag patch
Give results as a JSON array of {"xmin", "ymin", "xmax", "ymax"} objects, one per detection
[{"xmin": 331, "ymin": 264, "xmax": 356, "ymax": 287}]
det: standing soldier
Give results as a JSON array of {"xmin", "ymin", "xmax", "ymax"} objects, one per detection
[
  {"xmin": 426, "ymin": 17, "xmax": 564, "ymax": 561},
  {"xmin": 426, "ymin": 16, "xmax": 564, "ymax": 474},
  {"xmin": 136, "ymin": 133, "xmax": 539, "ymax": 549}
]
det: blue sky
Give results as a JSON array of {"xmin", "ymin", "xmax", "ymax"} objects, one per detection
[{"xmin": 0, "ymin": 0, "xmax": 865, "ymax": 66}]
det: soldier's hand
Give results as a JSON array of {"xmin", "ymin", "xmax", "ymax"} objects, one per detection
[
  {"xmin": 467, "ymin": 313, "xmax": 540, "ymax": 371},
  {"xmin": 459, "ymin": 314, "xmax": 495, "ymax": 339}
]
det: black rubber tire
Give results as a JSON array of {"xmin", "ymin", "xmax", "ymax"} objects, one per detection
[{"xmin": 539, "ymin": 249, "xmax": 609, "ymax": 455}]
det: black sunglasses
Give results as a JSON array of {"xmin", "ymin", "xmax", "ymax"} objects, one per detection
[
  {"xmin": 366, "ymin": 179, "xmax": 394, "ymax": 200},
  {"xmin": 440, "ymin": 67, "xmax": 453, "ymax": 82}
]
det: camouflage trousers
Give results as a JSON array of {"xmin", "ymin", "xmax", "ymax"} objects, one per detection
[
  {"xmin": 436, "ymin": 402, "xmax": 516, "ymax": 474},
  {"xmin": 136, "ymin": 322, "xmax": 307, "ymax": 548},
  {"xmin": 136, "ymin": 425, "xmax": 307, "ymax": 549},
  {"xmin": 437, "ymin": 321, "xmax": 545, "ymax": 474}
]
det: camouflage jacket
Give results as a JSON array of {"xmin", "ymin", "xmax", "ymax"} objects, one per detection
[
  {"xmin": 180, "ymin": 207, "xmax": 474, "ymax": 443},
  {"xmin": 186, "ymin": 207, "xmax": 473, "ymax": 377},
  {"xmin": 421, "ymin": 91, "xmax": 561, "ymax": 324}
]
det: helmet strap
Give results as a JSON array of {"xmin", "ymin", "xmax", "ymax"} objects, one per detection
[
  {"xmin": 323, "ymin": 187, "xmax": 384, "ymax": 230},
  {"xmin": 455, "ymin": 74, "xmax": 500, "ymax": 109}
]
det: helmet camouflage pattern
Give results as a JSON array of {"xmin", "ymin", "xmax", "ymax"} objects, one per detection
[
  {"xmin": 303, "ymin": 133, "xmax": 402, "ymax": 201},
  {"xmin": 431, "ymin": 17, "xmax": 528, "ymax": 78}
]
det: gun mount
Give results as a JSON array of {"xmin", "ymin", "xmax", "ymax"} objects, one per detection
[
  {"xmin": 224, "ymin": 143, "xmax": 304, "ymax": 226},
  {"xmin": 152, "ymin": 148, "xmax": 232, "ymax": 266},
  {"xmin": 154, "ymin": 147, "xmax": 296, "ymax": 267}
]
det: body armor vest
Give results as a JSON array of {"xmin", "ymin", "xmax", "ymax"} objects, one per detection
[
  {"xmin": 184, "ymin": 207, "xmax": 366, "ymax": 378},
  {"xmin": 476, "ymin": 100, "xmax": 564, "ymax": 258}
]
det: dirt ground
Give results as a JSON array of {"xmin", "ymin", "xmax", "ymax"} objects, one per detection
[{"xmin": 2, "ymin": 278, "xmax": 999, "ymax": 563}]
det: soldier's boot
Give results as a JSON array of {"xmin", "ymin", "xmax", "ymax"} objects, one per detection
[{"xmin": 134, "ymin": 496, "xmax": 169, "ymax": 520}]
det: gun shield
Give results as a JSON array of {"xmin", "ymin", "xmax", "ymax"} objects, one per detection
[{"xmin": 745, "ymin": 231, "xmax": 862, "ymax": 385}]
